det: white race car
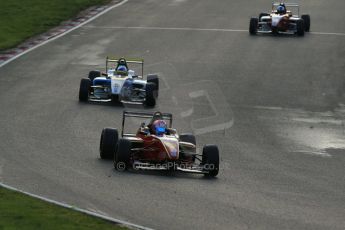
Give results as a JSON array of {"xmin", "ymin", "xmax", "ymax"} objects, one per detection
[
  {"xmin": 79, "ymin": 57, "xmax": 159, "ymax": 107},
  {"xmin": 249, "ymin": 2, "xmax": 310, "ymax": 36}
]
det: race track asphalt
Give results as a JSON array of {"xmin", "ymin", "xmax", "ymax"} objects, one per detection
[{"xmin": 0, "ymin": 0, "xmax": 345, "ymax": 229}]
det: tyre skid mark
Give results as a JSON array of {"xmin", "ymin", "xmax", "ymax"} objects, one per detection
[{"xmin": 292, "ymin": 150, "xmax": 332, "ymax": 158}]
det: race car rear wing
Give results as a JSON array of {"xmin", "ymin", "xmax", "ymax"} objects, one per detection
[
  {"xmin": 106, "ymin": 56, "xmax": 144, "ymax": 76},
  {"xmin": 272, "ymin": 2, "xmax": 299, "ymax": 16},
  {"xmin": 121, "ymin": 111, "xmax": 173, "ymax": 137},
  {"xmin": 272, "ymin": 2, "xmax": 299, "ymax": 7}
]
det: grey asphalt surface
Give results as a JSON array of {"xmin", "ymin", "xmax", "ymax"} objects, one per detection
[{"xmin": 1, "ymin": 0, "xmax": 345, "ymax": 229}]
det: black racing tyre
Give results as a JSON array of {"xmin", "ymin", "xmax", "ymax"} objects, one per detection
[
  {"xmin": 147, "ymin": 74, "xmax": 159, "ymax": 97},
  {"xmin": 259, "ymin": 13, "xmax": 269, "ymax": 21},
  {"xmin": 88, "ymin": 70, "xmax": 101, "ymax": 82},
  {"xmin": 79, "ymin": 78, "xmax": 91, "ymax": 102},
  {"xmin": 99, "ymin": 128, "xmax": 118, "ymax": 159},
  {"xmin": 179, "ymin": 133, "xmax": 196, "ymax": 162},
  {"xmin": 147, "ymin": 74, "xmax": 159, "ymax": 90},
  {"xmin": 296, "ymin": 19, "xmax": 305, "ymax": 36},
  {"xmin": 179, "ymin": 133, "xmax": 196, "ymax": 145},
  {"xmin": 114, "ymin": 138, "xmax": 131, "ymax": 170},
  {"xmin": 144, "ymin": 82, "xmax": 156, "ymax": 107},
  {"xmin": 301, "ymin": 15, "xmax": 310, "ymax": 32},
  {"xmin": 202, "ymin": 145, "xmax": 219, "ymax": 177},
  {"xmin": 249, "ymin": 17, "xmax": 258, "ymax": 35}
]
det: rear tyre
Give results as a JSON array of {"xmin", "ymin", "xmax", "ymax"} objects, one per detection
[
  {"xmin": 180, "ymin": 133, "xmax": 196, "ymax": 161},
  {"xmin": 114, "ymin": 138, "xmax": 131, "ymax": 170},
  {"xmin": 147, "ymin": 74, "xmax": 159, "ymax": 97},
  {"xmin": 259, "ymin": 13, "xmax": 269, "ymax": 21},
  {"xmin": 79, "ymin": 78, "xmax": 91, "ymax": 102},
  {"xmin": 249, "ymin": 17, "xmax": 258, "ymax": 35},
  {"xmin": 111, "ymin": 95, "xmax": 122, "ymax": 105},
  {"xmin": 88, "ymin": 70, "xmax": 101, "ymax": 82},
  {"xmin": 202, "ymin": 145, "xmax": 219, "ymax": 177},
  {"xmin": 301, "ymin": 15, "xmax": 310, "ymax": 32},
  {"xmin": 296, "ymin": 19, "xmax": 305, "ymax": 36},
  {"xmin": 99, "ymin": 128, "xmax": 118, "ymax": 159},
  {"xmin": 179, "ymin": 133, "xmax": 196, "ymax": 145},
  {"xmin": 144, "ymin": 82, "xmax": 156, "ymax": 107}
]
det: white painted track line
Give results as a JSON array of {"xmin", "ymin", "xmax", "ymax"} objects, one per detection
[
  {"xmin": 84, "ymin": 25, "xmax": 345, "ymax": 36},
  {"xmin": 310, "ymin": 31, "xmax": 345, "ymax": 36},
  {"xmin": 84, "ymin": 25, "xmax": 248, "ymax": 32}
]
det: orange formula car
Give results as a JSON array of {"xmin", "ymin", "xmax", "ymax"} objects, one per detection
[{"xmin": 99, "ymin": 111, "xmax": 220, "ymax": 177}]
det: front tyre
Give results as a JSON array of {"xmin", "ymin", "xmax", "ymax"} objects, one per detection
[
  {"xmin": 147, "ymin": 74, "xmax": 159, "ymax": 97},
  {"xmin": 79, "ymin": 78, "xmax": 91, "ymax": 102},
  {"xmin": 301, "ymin": 15, "xmax": 310, "ymax": 32},
  {"xmin": 249, "ymin": 17, "xmax": 258, "ymax": 35},
  {"xmin": 99, "ymin": 128, "xmax": 118, "ymax": 159},
  {"xmin": 144, "ymin": 82, "xmax": 156, "ymax": 107},
  {"xmin": 202, "ymin": 145, "xmax": 219, "ymax": 177},
  {"xmin": 114, "ymin": 139, "xmax": 131, "ymax": 171}
]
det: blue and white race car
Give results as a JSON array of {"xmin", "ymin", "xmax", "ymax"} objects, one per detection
[{"xmin": 79, "ymin": 57, "xmax": 159, "ymax": 107}]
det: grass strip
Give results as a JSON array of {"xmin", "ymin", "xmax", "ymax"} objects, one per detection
[
  {"xmin": 0, "ymin": 0, "xmax": 112, "ymax": 50},
  {"xmin": 0, "ymin": 187, "xmax": 128, "ymax": 230}
]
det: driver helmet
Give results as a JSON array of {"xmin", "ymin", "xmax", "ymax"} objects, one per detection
[
  {"xmin": 116, "ymin": 65, "xmax": 128, "ymax": 75},
  {"xmin": 276, "ymin": 5, "xmax": 286, "ymax": 14},
  {"xmin": 152, "ymin": 120, "xmax": 167, "ymax": 136}
]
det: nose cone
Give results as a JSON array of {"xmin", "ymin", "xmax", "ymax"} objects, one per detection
[{"xmin": 161, "ymin": 137, "xmax": 179, "ymax": 160}]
